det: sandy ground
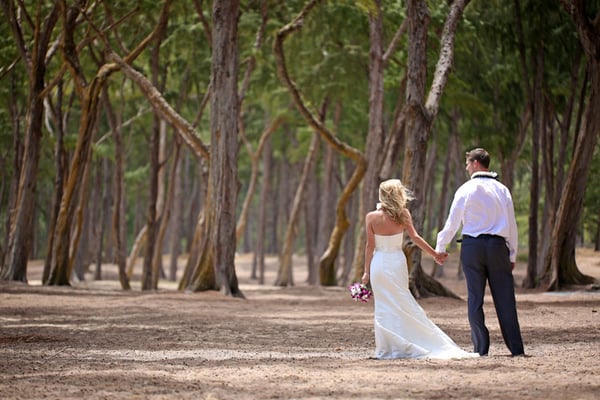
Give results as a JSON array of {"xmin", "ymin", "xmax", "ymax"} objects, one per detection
[{"xmin": 1, "ymin": 249, "xmax": 599, "ymax": 400}]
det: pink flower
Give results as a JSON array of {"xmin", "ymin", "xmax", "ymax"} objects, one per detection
[{"xmin": 349, "ymin": 283, "xmax": 373, "ymax": 303}]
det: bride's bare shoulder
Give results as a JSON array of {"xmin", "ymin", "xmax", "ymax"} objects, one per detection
[{"xmin": 366, "ymin": 209, "xmax": 383, "ymax": 217}]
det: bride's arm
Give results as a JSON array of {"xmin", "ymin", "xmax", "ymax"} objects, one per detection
[
  {"xmin": 362, "ymin": 213, "xmax": 375, "ymax": 284},
  {"xmin": 402, "ymin": 209, "xmax": 447, "ymax": 263}
]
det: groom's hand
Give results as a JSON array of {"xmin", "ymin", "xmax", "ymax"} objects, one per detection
[{"xmin": 434, "ymin": 252, "xmax": 448, "ymax": 265}]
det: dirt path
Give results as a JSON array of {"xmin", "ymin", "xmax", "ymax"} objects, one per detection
[{"xmin": 1, "ymin": 249, "xmax": 599, "ymax": 399}]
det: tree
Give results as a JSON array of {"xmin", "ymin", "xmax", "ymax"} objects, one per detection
[
  {"xmin": 402, "ymin": 0, "xmax": 471, "ymax": 298},
  {"xmin": 1, "ymin": 1, "xmax": 59, "ymax": 282},
  {"xmin": 274, "ymin": 0, "xmax": 367, "ymax": 286},
  {"xmin": 542, "ymin": 0, "xmax": 599, "ymax": 290},
  {"xmin": 47, "ymin": 1, "xmax": 172, "ymax": 286},
  {"xmin": 205, "ymin": 0, "xmax": 243, "ymax": 297}
]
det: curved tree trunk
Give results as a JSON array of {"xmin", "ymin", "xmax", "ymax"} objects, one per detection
[
  {"xmin": 274, "ymin": 0, "xmax": 367, "ymax": 286},
  {"xmin": 47, "ymin": 0, "xmax": 173, "ymax": 286},
  {"xmin": 49, "ymin": 68, "xmax": 112, "ymax": 285}
]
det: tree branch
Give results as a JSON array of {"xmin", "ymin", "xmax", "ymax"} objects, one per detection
[
  {"xmin": 108, "ymin": 52, "xmax": 209, "ymax": 160},
  {"xmin": 424, "ymin": 0, "xmax": 471, "ymax": 119}
]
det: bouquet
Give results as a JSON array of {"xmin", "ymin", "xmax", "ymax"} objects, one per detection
[{"xmin": 348, "ymin": 282, "xmax": 373, "ymax": 303}]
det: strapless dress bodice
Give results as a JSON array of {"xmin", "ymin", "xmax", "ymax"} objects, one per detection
[{"xmin": 374, "ymin": 233, "xmax": 404, "ymax": 252}]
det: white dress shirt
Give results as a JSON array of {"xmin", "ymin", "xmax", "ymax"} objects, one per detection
[{"xmin": 435, "ymin": 171, "xmax": 518, "ymax": 262}]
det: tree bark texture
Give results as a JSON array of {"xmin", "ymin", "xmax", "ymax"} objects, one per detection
[
  {"xmin": 545, "ymin": 0, "xmax": 600, "ymax": 289},
  {"xmin": 46, "ymin": 0, "xmax": 173, "ymax": 285},
  {"xmin": 545, "ymin": 71, "xmax": 598, "ymax": 289},
  {"xmin": 403, "ymin": 0, "xmax": 471, "ymax": 298},
  {"xmin": 48, "ymin": 69, "xmax": 109, "ymax": 285},
  {"xmin": 207, "ymin": 0, "xmax": 243, "ymax": 297}
]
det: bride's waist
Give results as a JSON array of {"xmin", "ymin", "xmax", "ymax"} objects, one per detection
[{"xmin": 375, "ymin": 247, "xmax": 404, "ymax": 253}]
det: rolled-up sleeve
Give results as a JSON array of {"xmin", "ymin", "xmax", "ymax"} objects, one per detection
[{"xmin": 435, "ymin": 188, "xmax": 466, "ymax": 253}]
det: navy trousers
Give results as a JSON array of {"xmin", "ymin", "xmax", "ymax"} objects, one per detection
[{"xmin": 460, "ymin": 234, "xmax": 524, "ymax": 356}]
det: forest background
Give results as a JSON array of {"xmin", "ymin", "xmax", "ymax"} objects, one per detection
[{"xmin": 0, "ymin": 0, "xmax": 599, "ymax": 297}]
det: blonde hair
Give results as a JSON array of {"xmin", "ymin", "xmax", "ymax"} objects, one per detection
[{"xmin": 378, "ymin": 179, "xmax": 414, "ymax": 224}]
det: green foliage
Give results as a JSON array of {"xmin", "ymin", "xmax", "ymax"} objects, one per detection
[{"xmin": 283, "ymin": 1, "xmax": 370, "ymax": 146}]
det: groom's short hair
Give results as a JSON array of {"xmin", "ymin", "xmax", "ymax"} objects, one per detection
[{"xmin": 466, "ymin": 148, "xmax": 490, "ymax": 168}]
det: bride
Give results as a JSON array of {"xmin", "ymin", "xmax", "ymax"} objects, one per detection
[{"xmin": 362, "ymin": 179, "xmax": 478, "ymax": 360}]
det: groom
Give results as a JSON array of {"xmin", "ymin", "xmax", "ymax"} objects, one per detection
[{"xmin": 435, "ymin": 148, "xmax": 524, "ymax": 357}]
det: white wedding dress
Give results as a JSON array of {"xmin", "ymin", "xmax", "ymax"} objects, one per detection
[{"xmin": 370, "ymin": 233, "xmax": 479, "ymax": 360}]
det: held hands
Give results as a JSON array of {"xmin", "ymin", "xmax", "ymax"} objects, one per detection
[{"xmin": 433, "ymin": 251, "xmax": 448, "ymax": 265}]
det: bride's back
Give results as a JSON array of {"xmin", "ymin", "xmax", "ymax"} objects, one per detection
[{"xmin": 367, "ymin": 209, "xmax": 405, "ymax": 236}]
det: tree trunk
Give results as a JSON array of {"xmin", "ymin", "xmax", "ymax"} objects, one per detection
[
  {"xmin": 46, "ymin": 0, "xmax": 173, "ymax": 286},
  {"xmin": 93, "ymin": 158, "xmax": 106, "ymax": 280},
  {"xmin": 169, "ymin": 138, "xmax": 183, "ymax": 282},
  {"xmin": 545, "ymin": 64, "xmax": 599, "ymax": 288},
  {"xmin": 524, "ymin": 45, "xmax": 544, "ymax": 289},
  {"xmin": 403, "ymin": 0, "xmax": 471, "ymax": 298},
  {"xmin": 339, "ymin": 158, "xmax": 359, "ymax": 286},
  {"xmin": 317, "ymin": 134, "xmax": 338, "ymax": 260},
  {"xmin": 274, "ymin": 0, "xmax": 367, "ymax": 286},
  {"xmin": 544, "ymin": 1, "xmax": 600, "ymax": 290},
  {"xmin": 431, "ymin": 111, "xmax": 460, "ymax": 278},
  {"xmin": 255, "ymin": 136, "xmax": 272, "ymax": 285},
  {"xmin": 237, "ymin": 116, "xmax": 283, "ymax": 240},
  {"xmin": 2, "ymin": 3, "xmax": 59, "ymax": 282},
  {"xmin": 43, "ymin": 81, "xmax": 67, "ymax": 284},
  {"xmin": 142, "ymin": 8, "xmax": 170, "ymax": 291},
  {"xmin": 48, "ymin": 70, "xmax": 110, "ymax": 286},
  {"xmin": 203, "ymin": 0, "xmax": 243, "ymax": 297},
  {"xmin": 149, "ymin": 122, "xmax": 173, "ymax": 289},
  {"xmin": 353, "ymin": 0, "xmax": 386, "ymax": 283},
  {"xmin": 304, "ymin": 164, "xmax": 318, "ymax": 285},
  {"xmin": 104, "ymin": 85, "xmax": 130, "ymax": 290},
  {"xmin": 1, "ymin": 72, "xmax": 23, "ymax": 272},
  {"xmin": 275, "ymin": 132, "xmax": 320, "ymax": 287}
]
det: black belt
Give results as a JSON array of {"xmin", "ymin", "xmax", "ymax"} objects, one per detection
[{"xmin": 458, "ymin": 234, "xmax": 502, "ymax": 243}]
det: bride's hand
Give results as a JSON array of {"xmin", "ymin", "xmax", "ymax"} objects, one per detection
[
  {"xmin": 361, "ymin": 272, "xmax": 370, "ymax": 285},
  {"xmin": 434, "ymin": 252, "xmax": 448, "ymax": 265}
]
